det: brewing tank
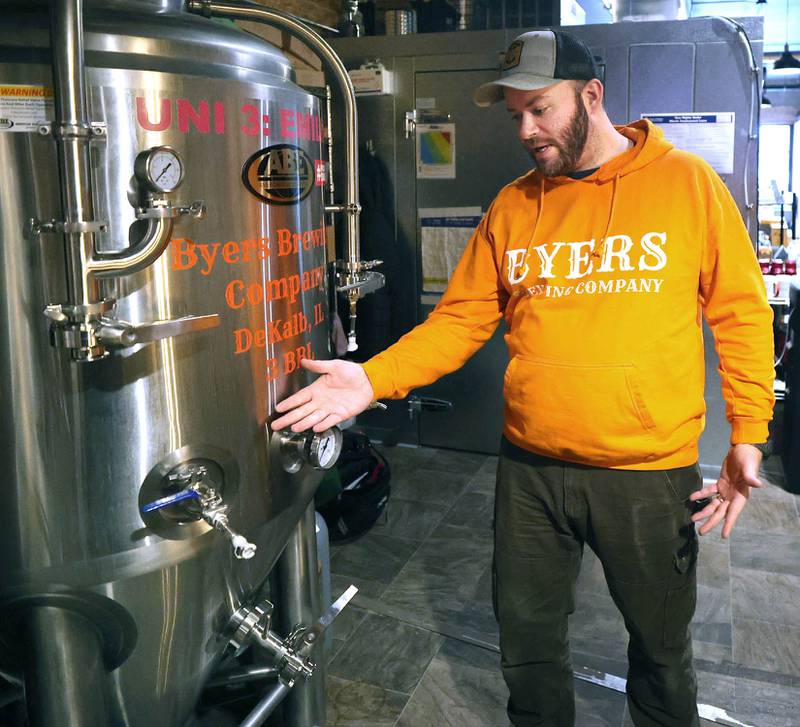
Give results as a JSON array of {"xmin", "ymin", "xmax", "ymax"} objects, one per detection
[{"xmin": 0, "ymin": 1, "xmax": 334, "ymax": 724}]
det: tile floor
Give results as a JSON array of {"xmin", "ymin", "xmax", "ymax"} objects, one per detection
[{"xmin": 324, "ymin": 445, "xmax": 800, "ymax": 727}]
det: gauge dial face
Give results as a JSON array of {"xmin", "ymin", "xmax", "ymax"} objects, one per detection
[
  {"xmin": 135, "ymin": 146, "xmax": 184, "ymax": 193},
  {"xmin": 147, "ymin": 148, "xmax": 183, "ymax": 192},
  {"xmin": 312, "ymin": 428, "xmax": 343, "ymax": 469}
]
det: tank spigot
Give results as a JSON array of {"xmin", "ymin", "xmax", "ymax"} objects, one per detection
[
  {"xmin": 141, "ymin": 465, "xmax": 257, "ymax": 560},
  {"xmin": 335, "ymin": 260, "xmax": 386, "ymax": 353},
  {"xmin": 347, "ymin": 296, "xmax": 358, "ymax": 352}
]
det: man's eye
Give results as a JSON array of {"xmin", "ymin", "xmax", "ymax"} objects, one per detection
[
  {"xmin": 511, "ymin": 114, "xmax": 521, "ymax": 123},
  {"xmin": 533, "ymin": 107, "xmax": 548, "ymax": 116}
]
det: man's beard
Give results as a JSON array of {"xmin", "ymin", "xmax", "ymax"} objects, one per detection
[{"xmin": 525, "ymin": 94, "xmax": 589, "ymax": 177}]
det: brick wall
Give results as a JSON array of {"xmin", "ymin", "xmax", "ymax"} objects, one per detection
[{"xmin": 238, "ymin": 0, "xmax": 344, "ymax": 86}]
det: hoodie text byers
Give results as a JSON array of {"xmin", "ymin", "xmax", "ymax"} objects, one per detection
[{"xmin": 362, "ymin": 120, "xmax": 775, "ymax": 470}]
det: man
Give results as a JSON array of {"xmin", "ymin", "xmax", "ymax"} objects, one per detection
[{"xmin": 271, "ymin": 30, "xmax": 774, "ymax": 727}]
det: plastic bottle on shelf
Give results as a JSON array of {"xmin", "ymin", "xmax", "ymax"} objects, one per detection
[
  {"xmin": 786, "ymin": 244, "xmax": 798, "ymax": 276},
  {"xmin": 758, "ymin": 232, "xmax": 772, "ymax": 274}
]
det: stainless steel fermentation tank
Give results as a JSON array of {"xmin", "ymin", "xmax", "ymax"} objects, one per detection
[{"xmin": 0, "ymin": 1, "xmax": 375, "ymax": 725}]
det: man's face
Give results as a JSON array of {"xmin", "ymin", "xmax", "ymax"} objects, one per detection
[{"xmin": 504, "ymin": 81, "xmax": 589, "ymax": 177}]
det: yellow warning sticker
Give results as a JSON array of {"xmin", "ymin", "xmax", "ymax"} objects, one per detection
[{"xmin": 0, "ymin": 84, "xmax": 54, "ymax": 132}]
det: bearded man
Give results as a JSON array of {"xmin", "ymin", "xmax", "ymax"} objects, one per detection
[{"xmin": 271, "ymin": 30, "xmax": 774, "ymax": 727}]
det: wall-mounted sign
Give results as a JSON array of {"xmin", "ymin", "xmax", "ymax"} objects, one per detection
[
  {"xmin": 419, "ymin": 206, "xmax": 482, "ymax": 292},
  {"xmin": 416, "ymin": 123, "xmax": 456, "ymax": 179},
  {"xmin": 641, "ymin": 112, "xmax": 735, "ymax": 175}
]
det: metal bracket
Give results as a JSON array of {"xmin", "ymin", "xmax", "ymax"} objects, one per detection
[
  {"xmin": 28, "ymin": 217, "xmax": 109, "ymax": 236},
  {"xmin": 404, "ymin": 110, "xmax": 417, "ymax": 139},
  {"xmin": 408, "ymin": 395, "xmax": 453, "ymax": 421},
  {"xmin": 136, "ymin": 199, "xmax": 206, "ymax": 220},
  {"xmin": 324, "ymin": 202, "xmax": 361, "ymax": 215},
  {"xmin": 37, "ymin": 121, "xmax": 107, "ymax": 139},
  {"xmin": 336, "ymin": 264, "xmax": 385, "ymax": 296}
]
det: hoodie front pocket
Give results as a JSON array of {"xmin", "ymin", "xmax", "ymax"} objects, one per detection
[{"xmin": 503, "ymin": 357, "xmax": 658, "ymax": 464}]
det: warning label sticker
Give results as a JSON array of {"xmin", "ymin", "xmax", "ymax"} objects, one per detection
[{"xmin": 0, "ymin": 85, "xmax": 54, "ymax": 132}]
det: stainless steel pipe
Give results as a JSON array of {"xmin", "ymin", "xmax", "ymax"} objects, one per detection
[
  {"xmin": 273, "ymin": 502, "xmax": 325, "ymax": 727},
  {"xmin": 206, "ymin": 665, "xmax": 279, "ymax": 689},
  {"xmin": 25, "ymin": 607, "xmax": 109, "ymax": 727},
  {"xmin": 185, "ymin": 0, "xmax": 361, "ymax": 273},
  {"xmin": 49, "ymin": 0, "xmax": 102, "ymax": 308},
  {"xmin": 238, "ymin": 681, "xmax": 292, "ymax": 727}
]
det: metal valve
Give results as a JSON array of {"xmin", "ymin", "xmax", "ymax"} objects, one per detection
[
  {"xmin": 226, "ymin": 585, "xmax": 358, "ymax": 687},
  {"xmin": 141, "ymin": 465, "xmax": 256, "ymax": 560},
  {"xmin": 44, "ymin": 301, "xmax": 220, "ymax": 361},
  {"xmin": 95, "ymin": 313, "xmax": 220, "ymax": 348}
]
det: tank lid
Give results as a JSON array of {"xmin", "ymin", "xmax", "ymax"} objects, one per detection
[{"xmin": 1, "ymin": 1, "xmax": 297, "ymax": 86}]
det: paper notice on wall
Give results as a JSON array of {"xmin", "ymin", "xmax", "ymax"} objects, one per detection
[
  {"xmin": 416, "ymin": 123, "xmax": 456, "ymax": 179},
  {"xmin": 419, "ymin": 207, "xmax": 482, "ymax": 292},
  {"xmin": 0, "ymin": 85, "xmax": 54, "ymax": 132},
  {"xmin": 640, "ymin": 112, "xmax": 735, "ymax": 174}
]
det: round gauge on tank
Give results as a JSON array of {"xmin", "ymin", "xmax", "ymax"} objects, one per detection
[
  {"xmin": 134, "ymin": 146, "xmax": 184, "ymax": 193},
  {"xmin": 306, "ymin": 427, "xmax": 343, "ymax": 470}
]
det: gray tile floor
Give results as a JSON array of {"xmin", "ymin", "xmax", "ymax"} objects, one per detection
[{"xmin": 324, "ymin": 445, "xmax": 800, "ymax": 727}]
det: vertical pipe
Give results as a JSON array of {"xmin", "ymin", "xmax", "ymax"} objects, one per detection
[
  {"xmin": 185, "ymin": 1, "xmax": 361, "ymax": 272},
  {"xmin": 49, "ymin": 0, "xmax": 100, "ymax": 308},
  {"xmin": 275, "ymin": 503, "xmax": 324, "ymax": 727},
  {"xmin": 25, "ymin": 607, "xmax": 109, "ymax": 727}
]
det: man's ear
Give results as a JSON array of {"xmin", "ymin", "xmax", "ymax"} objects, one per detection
[{"xmin": 582, "ymin": 78, "xmax": 604, "ymax": 112}]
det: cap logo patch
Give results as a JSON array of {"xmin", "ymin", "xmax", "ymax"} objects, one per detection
[{"xmin": 503, "ymin": 41, "xmax": 523, "ymax": 70}]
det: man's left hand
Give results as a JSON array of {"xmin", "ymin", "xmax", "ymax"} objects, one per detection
[{"xmin": 688, "ymin": 444, "xmax": 764, "ymax": 539}]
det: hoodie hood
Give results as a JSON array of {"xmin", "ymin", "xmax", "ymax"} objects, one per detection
[
  {"xmin": 540, "ymin": 118, "xmax": 674, "ymax": 185},
  {"xmin": 520, "ymin": 120, "xmax": 674, "ymax": 267}
]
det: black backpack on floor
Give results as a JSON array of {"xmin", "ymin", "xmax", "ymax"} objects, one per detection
[{"xmin": 318, "ymin": 431, "xmax": 391, "ymax": 543}]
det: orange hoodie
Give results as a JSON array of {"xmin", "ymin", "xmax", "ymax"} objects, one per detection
[{"xmin": 362, "ymin": 120, "xmax": 775, "ymax": 469}]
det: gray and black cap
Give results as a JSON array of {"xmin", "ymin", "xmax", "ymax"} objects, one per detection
[{"xmin": 474, "ymin": 30, "xmax": 599, "ymax": 107}]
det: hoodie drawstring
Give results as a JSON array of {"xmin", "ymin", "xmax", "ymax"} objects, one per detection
[
  {"xmin": 516, "ymin": 177, "xmax": 546, "ymax": 293},
  {"xmin": 592, "ymin": 172, "xmax": 620, "ymax": 260}
]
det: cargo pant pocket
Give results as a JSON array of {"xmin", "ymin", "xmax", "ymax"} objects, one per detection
[{"xmin": 662, "ymin": 535, "xmax": 698, "ymax": 650}]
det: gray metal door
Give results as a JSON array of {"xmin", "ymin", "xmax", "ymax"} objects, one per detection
[{"xmin": 413, "ymin": 67, "xmax": 530, "ymax": 453}]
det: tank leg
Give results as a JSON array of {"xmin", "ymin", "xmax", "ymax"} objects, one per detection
[
  {"xmin": 25, "ymin": 606, "xmax": 110, "ymax": 727},
  {"xmin": 275, "ymin": 502, "xmax": 325, "ymax": 727}
]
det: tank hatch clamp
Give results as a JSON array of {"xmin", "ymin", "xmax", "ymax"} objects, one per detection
[
  {"xmin": 223, "ymin": 585, "xmax": 358, "ymax": 727},
  {"xmin": 141, "ymin": 463, "xmax": 257, "ymax": 560},
  {"xmin": 43, "ymin": 301, "xmax": 220, "ymax": 361},
  {"xmin": 135, "ymin": 199, "xmax": 207, "ymax": 221}
]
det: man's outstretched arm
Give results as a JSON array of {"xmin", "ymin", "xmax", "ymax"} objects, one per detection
[{"xmin": 271, "ymin": 203, "xmax": 509, "ymax": 433}]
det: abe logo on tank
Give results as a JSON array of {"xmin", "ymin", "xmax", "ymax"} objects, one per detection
[{"xmin": 242, "ymin": 143, "xmax": 314, "ymax": 205}]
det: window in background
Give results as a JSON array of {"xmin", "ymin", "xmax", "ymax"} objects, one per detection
[
  {"xmin": 759, "ymin": 124, "xmax": 792, "ymax": 199},
  {"xmin": 794, "ymin": 119, "xmax": 800, "ymax": 194}
]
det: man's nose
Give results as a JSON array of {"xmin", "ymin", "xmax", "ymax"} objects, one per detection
[{"xmin": 518, "ymin": 113, "xmax": 538, "ymax": 141}]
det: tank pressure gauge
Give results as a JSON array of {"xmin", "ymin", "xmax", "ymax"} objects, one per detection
[{"xmin": 134, "ymin": 146, "xmax": 184, "ymax": 193}]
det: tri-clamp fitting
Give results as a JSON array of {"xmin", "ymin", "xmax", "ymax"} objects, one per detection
[
  {"xmin": 141, "ymin": 464, "xmax": 257, "ymax": 559},
  {"xmin": 226, "ymin": 585, "xmax": 358, "ymax": 688}
]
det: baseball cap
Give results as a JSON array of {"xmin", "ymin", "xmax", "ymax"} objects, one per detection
[{"xmin": 474, "ymin": 29, "xmax": 599, "ymax": 107}]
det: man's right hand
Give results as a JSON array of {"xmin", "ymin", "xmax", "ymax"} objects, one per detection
[{"xmin": 270, "ymin": 358, "xmax": 376, "ymax": 433}]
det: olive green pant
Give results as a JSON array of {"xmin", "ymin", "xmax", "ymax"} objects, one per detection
[{"xmin": 494, "ymin": 439, "xmax": 701, "ymax": 727}]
